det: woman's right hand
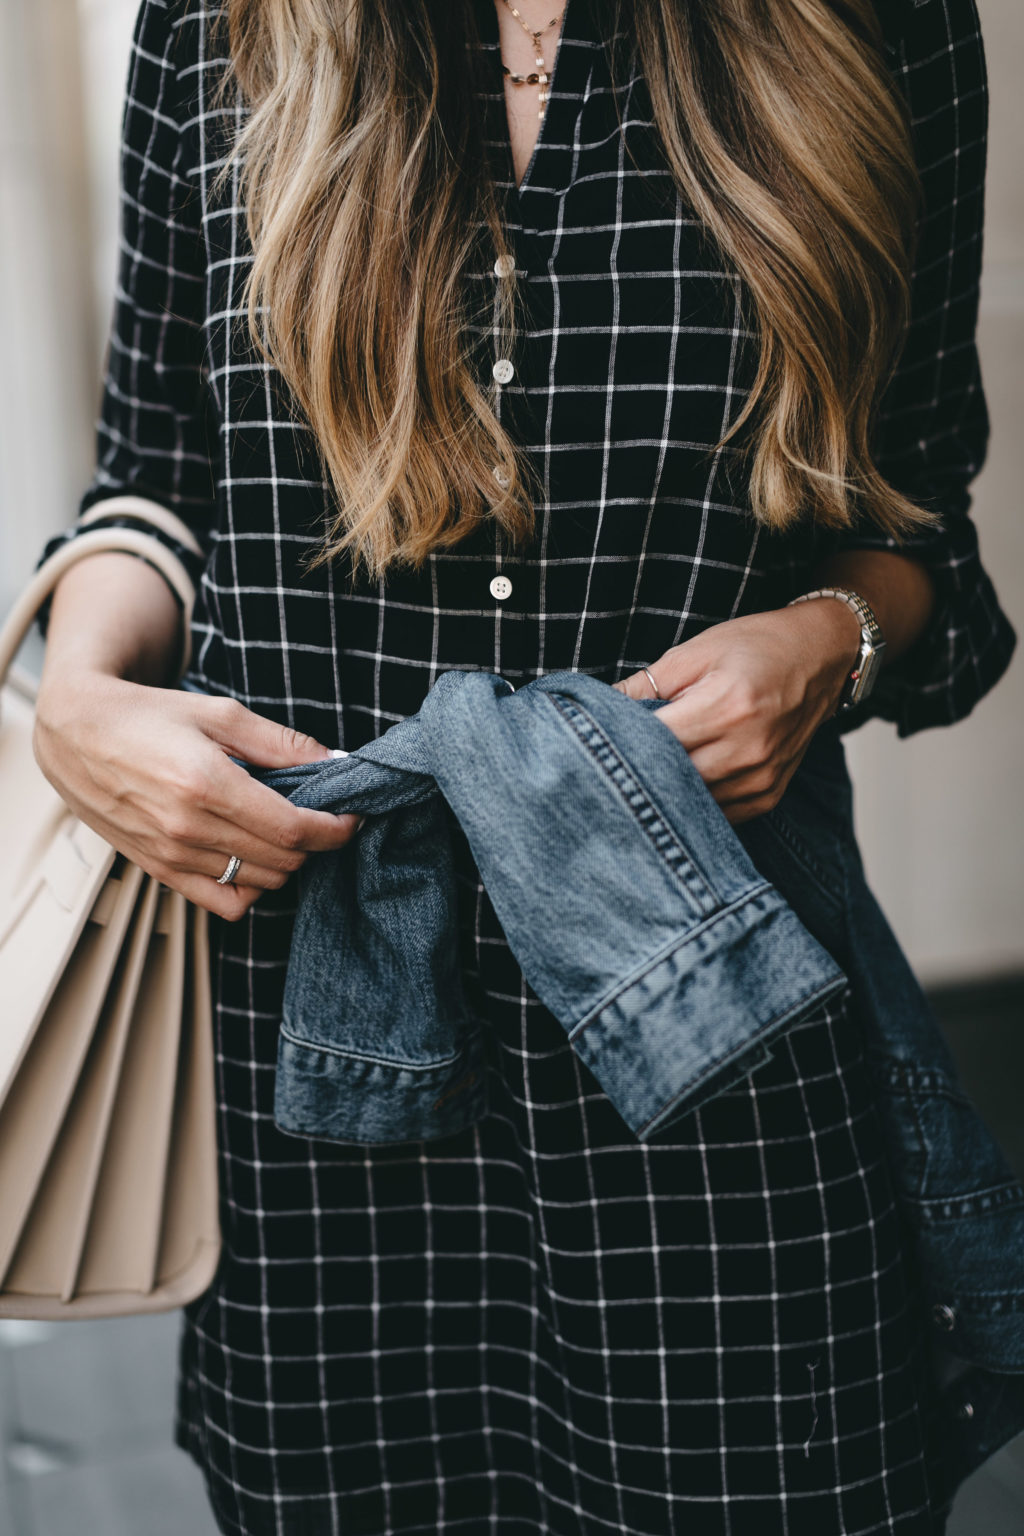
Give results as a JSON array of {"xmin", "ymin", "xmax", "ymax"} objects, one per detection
[{"xmin": 33, "ymin": 671, "xmax": 359, "ymax": 921}]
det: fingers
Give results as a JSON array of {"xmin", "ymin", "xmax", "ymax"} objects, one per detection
[
  {"xmin": 194, "ymin": 695, "xmax": 335, "ymax": 769},
  {"xmin": 716, "ymin": 789, "xmax": 790, "ymax": 826},
  {"xmin": 183, "ymin": 849, "xmax": 298, "ymax": 893},
  {"xmin": 648, "ymin": 636, "xmax": 719, "ymax": 703},
  {"xmin": 615, "ymin": 652, "xmax": 705, "ymax": 702},
  {"xmin": 652, "ymin": 679, "xmax": 735, "ymax": 752},
  {"xmin": 687, "ymin": 741, "xmax": 801, "ymax": 824},
  {"xmin": 688, "ymin": 750, "xmax": 778, "ymax": 806},
  {"xmin": 166, "ymin": 755, "xmax": 361, "ymax": 857},
  {"xmin": 617, "ymin": 635, "xmax": 734, "ymax": 738},
  {"xmin": 168, "ymin": 870, "xmax": 264, "ymax": 923},
  {"xmin": 143, "ymin": 800, "xmax": 364, "ymax": 913},
  {"xmin": 177, "ymin": 814, "xmax": 364, "ymax": 890},
  {"xmin": 61, "ymin": 779, "xmax": 363, "ymax": 914},
  {"xmin": 33, "ymin": 678, "xmax": 365, "ymax": 917},
  {"xmin": 186, "ymin": 696, "xmax": 359, "ymax": 851},
  {"xmin": 115, "ymin": 821, "xmax": 362, "ymax": 922},
  {"xmin": 613, "ymin": 670, "xmax": 660, "ymax": 701},
  {"xmin": 156, "ymin": 803, "xmax": 364, "ymax": 873}
]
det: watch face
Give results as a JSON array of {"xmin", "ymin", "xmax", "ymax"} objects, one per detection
[{"xmin": 848, "ymin": 645, "xmax": 884, "ymax": 706}]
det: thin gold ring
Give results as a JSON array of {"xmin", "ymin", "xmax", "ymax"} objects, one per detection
[{"xmin": 641, "ymin": 666, "xmax": 661, "ymax": 700}]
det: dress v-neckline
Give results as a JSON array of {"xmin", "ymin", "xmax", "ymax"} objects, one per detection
[{"xmin": 477, "ymin": 0, "xmax": 574, "ymax": 199}]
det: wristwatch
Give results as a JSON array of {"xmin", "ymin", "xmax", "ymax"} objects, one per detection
[{"xmin": 788, "ymin": 586, "xmax": 887, "ymax": 711}]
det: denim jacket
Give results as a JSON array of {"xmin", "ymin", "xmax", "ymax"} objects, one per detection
[
  {"xmin": 263, "ymin": 670, "xmax": 846, "ymax": 1144},
  {"xmin": 257, "ymin": 668, "xmax": 1024, "ymax": 1487}
]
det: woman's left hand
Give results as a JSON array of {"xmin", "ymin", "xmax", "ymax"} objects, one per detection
[{"xmin": 613, "ymin": 603, "xmax": 862, "ymax": 824}]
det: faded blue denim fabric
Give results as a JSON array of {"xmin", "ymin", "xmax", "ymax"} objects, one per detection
[
  {"xmin": 250, "ymin": 665, "xmax": 1024, "ymax": 1483},
  {"xmin": 258, "ymin": 670, "xmax": 846, "ymax": 1146}
]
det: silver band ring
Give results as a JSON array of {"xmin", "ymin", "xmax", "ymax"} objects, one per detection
[
  {"xmin": 641, "ymin": 665, "xmax": 661, "ymax": 700},
  {"xmin": 216, "ymin": 854, "xmax": 243, "ymax": 886}
]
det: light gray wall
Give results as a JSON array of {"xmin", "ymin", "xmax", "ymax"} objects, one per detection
[
  {"xmin": 2, "ymin": 0, "xmax": 1021, "ymax": 983},
  {"xmin": 0, "ymin": 0, "xmax": 96, "ymax": 610}
]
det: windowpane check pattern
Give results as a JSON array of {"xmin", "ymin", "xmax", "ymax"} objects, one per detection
[{"xmin": 43, "ymin": 1, "xmax": 1011, "ymax": 1531}]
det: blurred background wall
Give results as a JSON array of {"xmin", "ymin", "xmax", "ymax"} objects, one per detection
[{"xmin": 0, "ymin": 0, "xmax": 98, "ymax": 595}]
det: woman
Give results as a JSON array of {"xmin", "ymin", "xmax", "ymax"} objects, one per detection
[{"xmin": 33, "ymin": 0, "xmax": 1014, "ymax": 1531}]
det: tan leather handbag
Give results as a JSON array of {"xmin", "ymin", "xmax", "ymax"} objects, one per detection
[{"xmin": 0, "ymin": 505, "xmax": 221, "ymax": 1318}]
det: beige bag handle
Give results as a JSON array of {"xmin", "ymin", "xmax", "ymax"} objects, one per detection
[
  {"xmin": 0, "ymin": 499, "xmax": 202, "ymax": 688},
  {"xmin": 77, "ymin": 496, "xmax": 206, "ymax": 554}
]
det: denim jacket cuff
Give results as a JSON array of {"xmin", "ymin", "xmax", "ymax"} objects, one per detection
[
  {"xmin": 274, "ymin": 1023, "xmax": 489, "ymax": 1145},
  {"xmin": 570, "ymin": 884, "xmax": 848, "ymax": 1140}
]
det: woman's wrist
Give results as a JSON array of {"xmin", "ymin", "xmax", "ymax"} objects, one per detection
[{"xmin": 778, "ymin": 594, "xmax": 864, "ymax": 715}]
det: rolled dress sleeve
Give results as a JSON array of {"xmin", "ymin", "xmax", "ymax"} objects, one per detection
[
  {"xmin": 39, "ymin": 0, "xmax": 215, "ymax": 592},
  {"xmin": 833, "ymin": 0, "xmax": 1015, "ymax": 735}
]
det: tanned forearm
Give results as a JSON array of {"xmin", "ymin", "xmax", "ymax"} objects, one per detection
[
  {"xmin": 811, "ymin": 547, "xmax": 937, "ymax": 666},
  {"xmin": 41, "ymin": 552, "xmax": 183, "ymax": 693}
]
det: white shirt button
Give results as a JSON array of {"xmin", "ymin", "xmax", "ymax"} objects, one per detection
[
  {"xmin": 489, "ymin": 574, "xmax": 513, "ymax": 601},
  {"xmin": 492, "ymin": 358, "xmax": 515, "ymax": 386},
  {"xmin": 492, "ymin": 464, "xmax": 511, "ymax": 490},
  {"xmin": 493, "ymin": 254, "xmax": 516, "ymax": 279}
]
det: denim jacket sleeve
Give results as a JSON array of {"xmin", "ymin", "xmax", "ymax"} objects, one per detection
[{"xmin": 420, "ymin": 671, "xmax": 847, "ymax": 1139}]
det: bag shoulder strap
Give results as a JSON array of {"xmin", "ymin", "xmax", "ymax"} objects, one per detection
[{"xmin": 77, "ymin": 497, "xmax": 205, "ymax": 559}]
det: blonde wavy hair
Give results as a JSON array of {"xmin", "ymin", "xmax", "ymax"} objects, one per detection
[{"xmin": 218, "ymin": 0, "xmax": 930, "ymax": 580}]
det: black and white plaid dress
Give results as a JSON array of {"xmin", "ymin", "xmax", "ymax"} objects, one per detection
[{"xmin": 48, "ymin": 1, "xmax": 1014, "ymax": 1531}]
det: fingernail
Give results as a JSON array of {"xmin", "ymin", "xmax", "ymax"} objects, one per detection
[{"xmin": 330, "ymin": 748, "xmax": 348, "ymax": 759}]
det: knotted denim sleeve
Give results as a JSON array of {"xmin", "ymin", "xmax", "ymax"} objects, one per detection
[{"xmin": 260, "ymin": 671, "xmax": 846, "ymax": 1145}]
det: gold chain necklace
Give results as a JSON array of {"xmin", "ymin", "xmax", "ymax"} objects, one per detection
[{"xmin": 499, "ymin": 0, "xmax": 565, "ymax": 120}]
